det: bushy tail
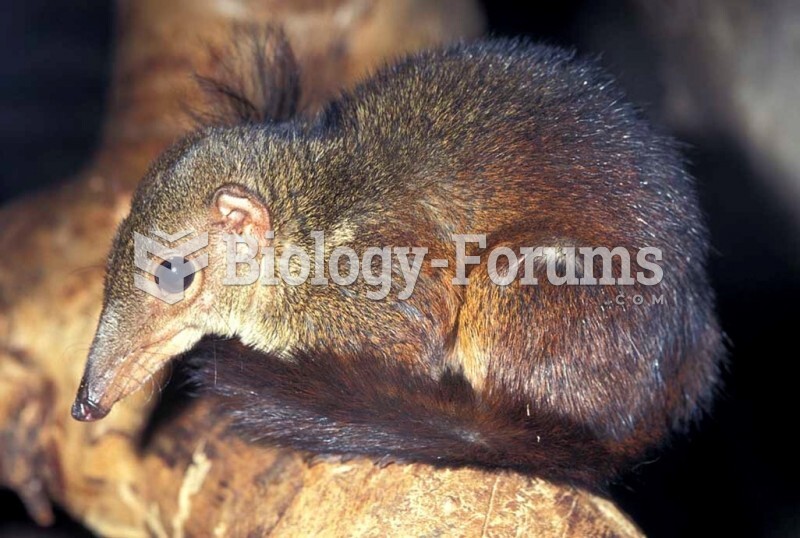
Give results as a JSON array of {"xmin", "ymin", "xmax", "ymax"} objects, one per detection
[{"xmin": 186, "ymin": 338, "xmax": 626, "ymax": 489}]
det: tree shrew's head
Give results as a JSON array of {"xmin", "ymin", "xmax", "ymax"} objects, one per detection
[
  {"xmin": 72, "ymin": 25, "xmax": 304, "ymax": 421},
  {"xmin": 72, "ymin": 131, "xmax": 276, "ymax": 421}
]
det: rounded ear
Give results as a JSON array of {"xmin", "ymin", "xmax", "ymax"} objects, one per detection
[{"xmin": 211, "ymin": 184, "xmax": 271, "ymax": 240}]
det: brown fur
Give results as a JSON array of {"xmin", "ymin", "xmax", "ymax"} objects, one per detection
[{"xmin": 73, "ymin": 35, "xmax": 723, "ymax": 489}]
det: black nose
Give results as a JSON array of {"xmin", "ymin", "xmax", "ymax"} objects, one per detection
[{"xmin": 71, "ymin": 395, "xmax": 108, "ymax": 422}]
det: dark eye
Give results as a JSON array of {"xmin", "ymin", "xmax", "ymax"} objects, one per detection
[{"xmin": 154, "ymin": 256, "xmax": 196, "ymax": 294}]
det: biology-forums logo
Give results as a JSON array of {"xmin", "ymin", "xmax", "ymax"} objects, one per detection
[{"xmin": 134, "ymin": 229, "xmax": 664, "ymax": 304}]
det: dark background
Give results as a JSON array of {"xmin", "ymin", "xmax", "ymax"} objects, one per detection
[{"xmin": 2, "ymin": 1, "xmax": 798, "ymax": 536}]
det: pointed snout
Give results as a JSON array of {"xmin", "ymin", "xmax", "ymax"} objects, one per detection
[
  {"xmin": 71, "ymin": 379, "xmax": 110, "ymax": 422},
  {"xmin": 71, "ymin": 341, "xmax": 131, "ymax": 422},
  {"xmin": 71, "ymin": 323, "xmax": 204, "ymax": 423}
]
